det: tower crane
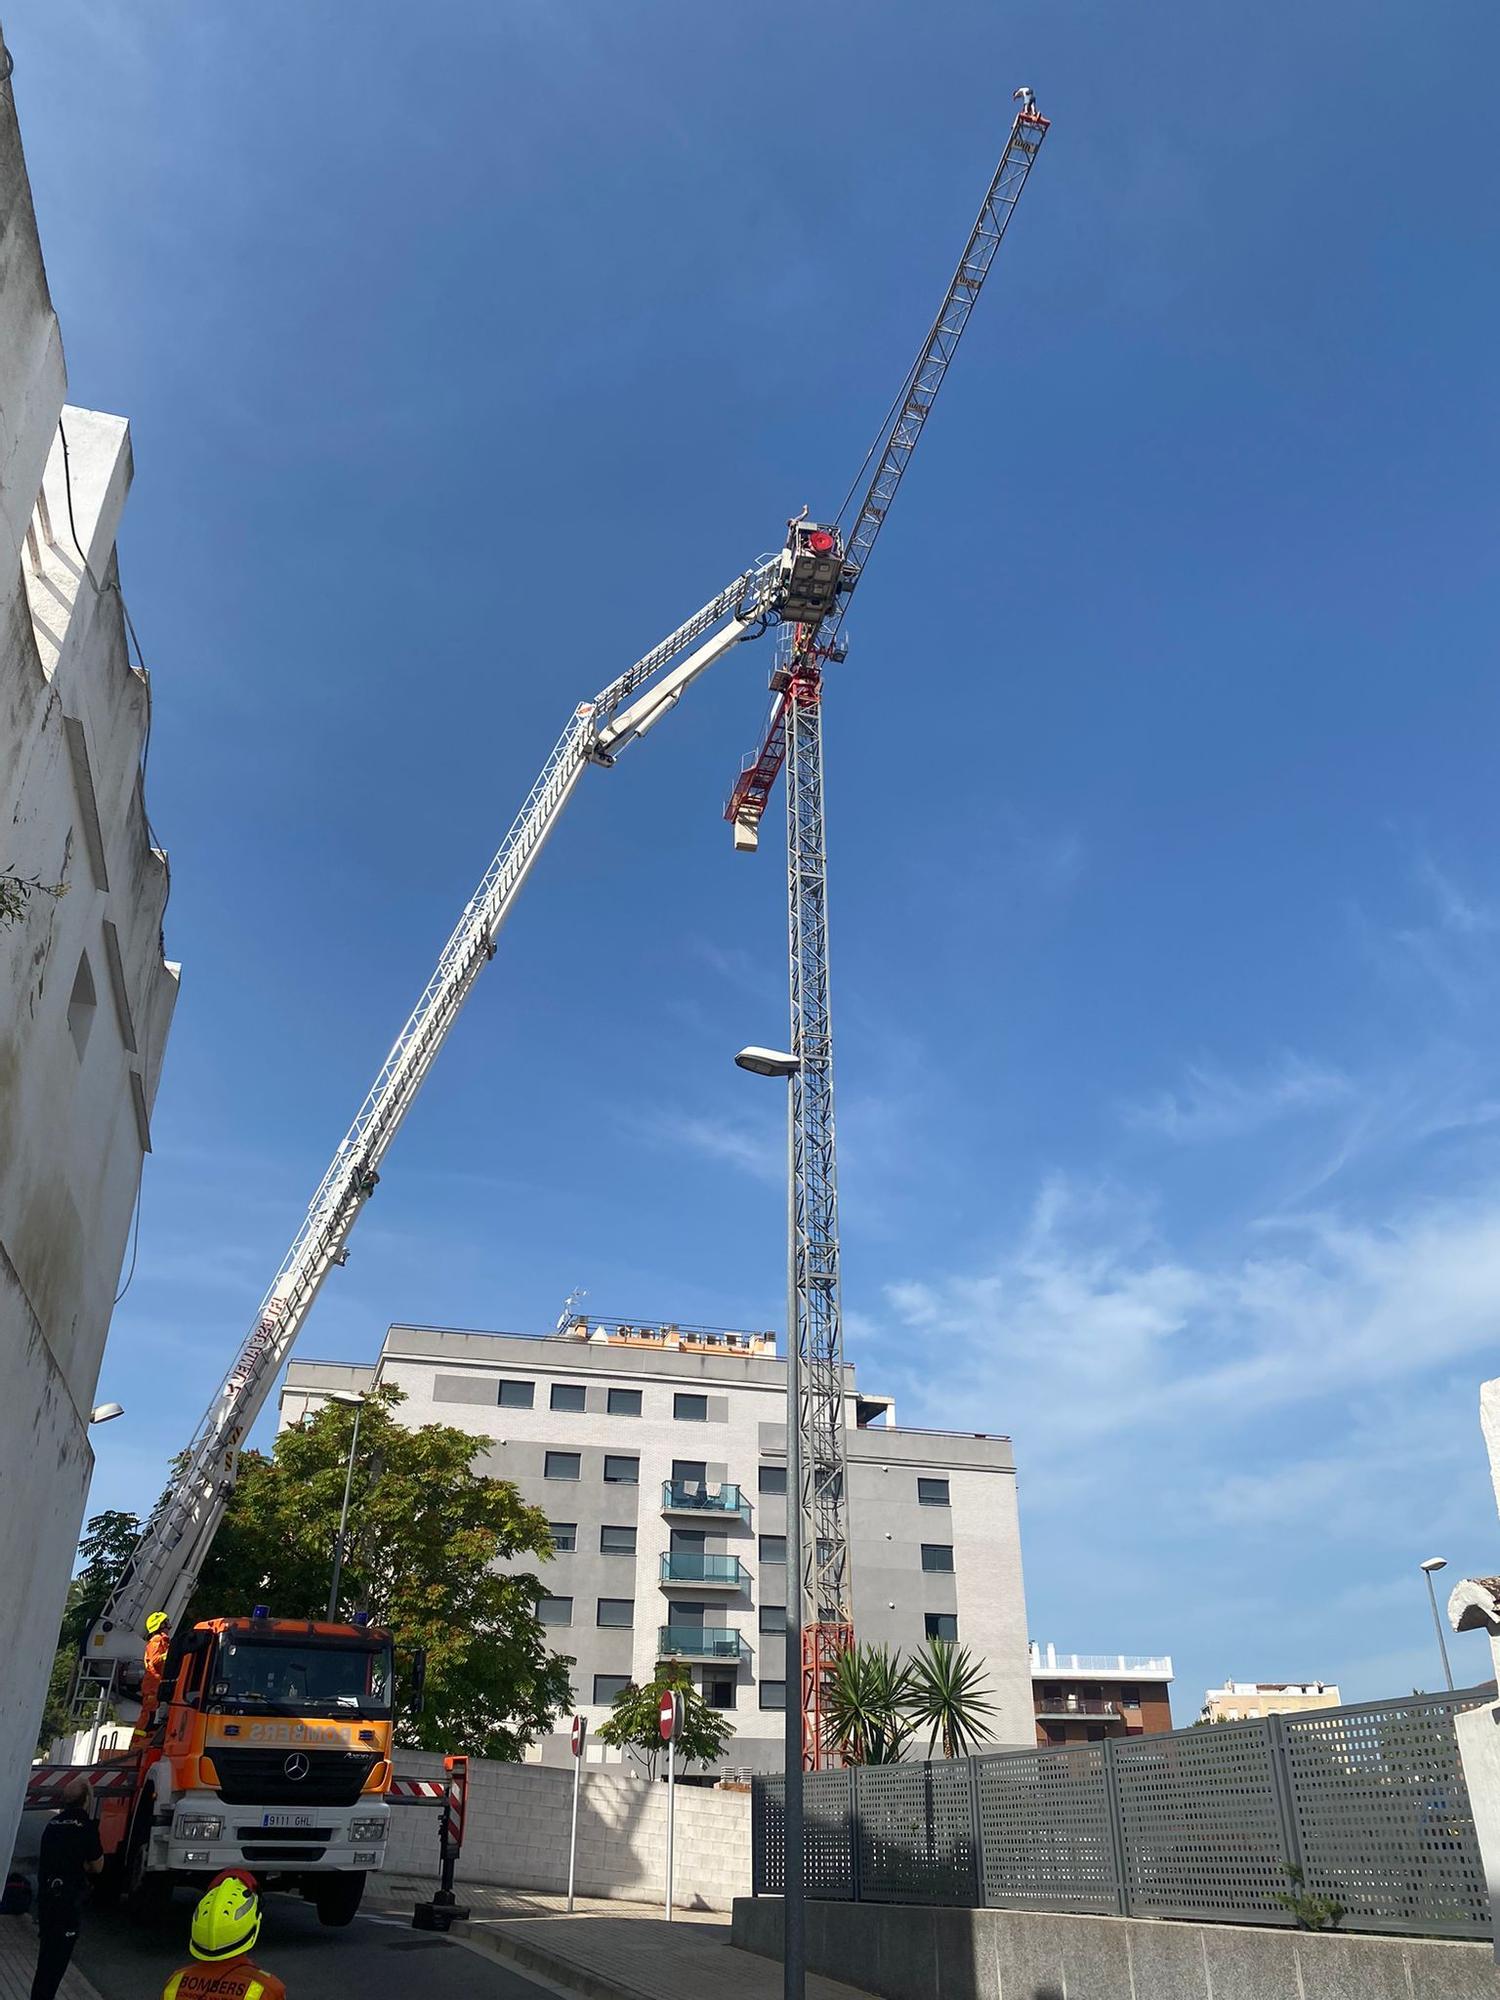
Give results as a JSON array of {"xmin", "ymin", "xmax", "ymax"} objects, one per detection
[
  {"xmin": 725, "ymin": 92, "xmax": 1049, "ymax": 1767},
  {"xmin": 77, "ymin": 93, "xmax": 1051, "ymax": 1807}
]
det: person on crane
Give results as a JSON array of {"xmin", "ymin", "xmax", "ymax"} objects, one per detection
[
  {"xmin": 162, "ymin": 1873, "xmax": 286, "ymax": 2000},
  {"xmin": 135, "ymin": 1611, "xmax": 171, "ymax": 1738}
]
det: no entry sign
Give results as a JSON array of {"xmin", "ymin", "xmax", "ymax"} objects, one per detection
[
  {"xmin": 659, "ymin": 1689, "xmax": 684, "ymax": 1743},
  {"xmin": 571, "ymin": 1714, "xmax": 586, "ymax": 1757}
]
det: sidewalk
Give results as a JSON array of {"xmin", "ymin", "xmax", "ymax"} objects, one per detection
[
  {"xmin": 372, "ymin": 1877, "xmax": 874, "ymax": 2000},
  {"xmin": 0, "ymin": 1916, "xmax": 104, "ymax": 2000}
]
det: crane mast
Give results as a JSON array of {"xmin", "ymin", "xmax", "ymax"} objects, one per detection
[{"xmin": 727, "ymin": 94, "xmax": 1050, "ymax": 1769}]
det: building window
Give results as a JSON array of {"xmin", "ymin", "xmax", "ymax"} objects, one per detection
[
  {"xmin": 759, "ymin": 1603, "xmax": 785, "ymax": 1634},
  {"xmin": 760, "ymin": 1535, "xmax": 786, "ymax": 1565},
  {"xmin": 545, "ymin": 1451, "xmax": 581, "ymax": 1481},
  {"xmin": 706, "ymin": 1678, "xmax": 736, "ymax": 1711},
  {"xmin": 537, "ymin": 1596, "xmax": 572, "ymax": 1626},
  {"xmin": 603, "ymin": 1454, "xmax": 639, "ymax": 1484},
  {"xmin": 547, "ymin": 1522, "xmax": 577, "ymax": 1553},
  {"xmin": 917, "ymin": 1477, "xmax": 950, "ymax": 1506},
  {"xmin": 67, "ymin": 952, "xmax": 97, "ymax": 1060},
  {"xmin": 607, "ymin": 1388, "xmax": 642, "ymax": 1417},
  {"xmin": 920, "ymin": 1544, "xmax": 955, "ymax": 1573},
  {"xmin": 593, "ymin": 1674, "xmax": 631, "ymax": 1706},
  {"xmin": 760, "ymin": 1680, "xmax": 787, "ymax": 1711},
  {"xmin": 498, "ymin": 1379, "xmax": 534, "ymax": 1409},
  {"xmin": 600, "ymin": 1525, "xmax": 637, "ymax": 1555},
  {"xmin": 925, "ymin": 1613, "xmax": 958, "ymax": 1642},
  {"xmin": 1121, "ymin": 1686, "xmax": 1140, "ymax": 1707},
  {"xmin": 758, "ymin": 1464, "xmax": 787, "ymax": 1495},
  {"xmin": 672, "ymin": 1459, "xmax": 707, "ymax": 1488},
  {"xmin": 597, "ymin": 1598, "xmax": 634, "ymax": 1628},
  {"xmin": 551, "ymin": 1383, "xmax": 586, "ymax": 1412},
  {"xmin": 674, "ymin": 1392, "xmax": 708, "ymax": 1422}
]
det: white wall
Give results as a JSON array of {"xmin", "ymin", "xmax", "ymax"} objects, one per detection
[
  {"xmin": 383, "ymin": 1751, "xmax": 750, "ymax": 1911},
  {"xmin": 0, "ymin": 51, "xmax": 178, "ymax": 1867}
]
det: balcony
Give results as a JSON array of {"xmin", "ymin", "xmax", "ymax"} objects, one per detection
[
  {"xmin": 660, "ymin": 1553, "xmax": 746, "ymax": 1590},
  {"xmin": 658, "ymin": 1626, "xmax": 746, "ymax": 1663},
  {"xmin": 661, "ymin": 1480, "xmax": 751, "ymax": 1524},
  {"xmin": 1034, "ymin": 1696, "xmax": 1121, "ymax": 1722}
]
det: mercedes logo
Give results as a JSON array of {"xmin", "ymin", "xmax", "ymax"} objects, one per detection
[{"xmin": 283, "ymin": 1752, "xmax": 311, "ymax": 1781}]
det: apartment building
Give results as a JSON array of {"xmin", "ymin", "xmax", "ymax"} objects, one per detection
[
  {"xmin": 1200, "ymin": 1680, "xmax": 1340, "ymax": 1724},
  {"xmin": 281, "ymin": 1315, "xmax": 1033, "ymax": 1770},
  {"xmin": 0, "ymin": 55, "xmax": 178, "ymax": 1862},
  {"xmin": 1028, "ymin": 1643, "xmax": 1174, "ymax": 1745}
]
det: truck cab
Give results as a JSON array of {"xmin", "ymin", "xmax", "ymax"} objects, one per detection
[{"xmin": 127, "ymin": 1611, "xmax": 394, "ymax": 1924}]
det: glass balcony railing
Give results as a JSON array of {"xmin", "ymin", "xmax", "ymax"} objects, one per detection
[
  {"xmin": 657, "ymin": 1625, "xmax": 746, "ymax": 1661},
  {"xmin": 660, "ymin": 1480, "xmax": 751, "ymax": 1522},
  {"xmin": 659, "ymin": 1552, "xmax": 746, "ymax": 1587}
]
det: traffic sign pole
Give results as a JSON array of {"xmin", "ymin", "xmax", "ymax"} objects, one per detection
[
  {"xmin": 659, "ymin": 1688, "xmax": 683, "ymax": 1923},
  {"xmin": 567, "ymin": 1714, "xmax": 586, "ymax": 1913}
]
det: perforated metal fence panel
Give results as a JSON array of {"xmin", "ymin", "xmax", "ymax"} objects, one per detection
[
  {"xmin": 752, "ymin": 1771, "xmax": 854, "ymax": 1899},
  {"xmin": 975, "ymin": 1744, "xmax": 1121, "ymax": 1914},
  {"xmin": 1114, "ymin": 1721, "xmax": 1295, "ymax": 1924},
  {"xmin": 854, "ymin": 1759, "xmax": 977, "ymax": 1905},
  {"xmin": 751, "ymin": 1687, "xmax": 1494, "ymax": 1939},
  {"xmin": 1281, "ymin": 1691, "xmax": 1491, "ymax": 1939}
]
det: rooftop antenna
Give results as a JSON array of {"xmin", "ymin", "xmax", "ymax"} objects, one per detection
[{"xmin": 552, "ymin": 1285, "xmax": 588, "ymax": 1334}]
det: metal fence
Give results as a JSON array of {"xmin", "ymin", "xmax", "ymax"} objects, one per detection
[{"xmin": 751, "ymin": 1686, "xmax": 1494, "ymax": 1938}]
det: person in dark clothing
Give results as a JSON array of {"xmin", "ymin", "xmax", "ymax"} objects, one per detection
[{"xmin": 31, "ymin": 1776, "xmax": 103, "ymax": 2000}]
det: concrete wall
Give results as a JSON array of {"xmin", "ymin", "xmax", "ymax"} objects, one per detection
[
  {"xmin": 384, "ymin": 1750, "xmax": 750, "ymax": 1911},
  {"xmin": 732, "ymin": 1898, "xmax": 1500, "ymax": 2000},
  {"xmin": 284, "ymin": 1326, "xmax": 1035, "ymax": 1770},
  {"xmin": 0, "ymin": 38, "xmax": 177, "ymax": 1868}
]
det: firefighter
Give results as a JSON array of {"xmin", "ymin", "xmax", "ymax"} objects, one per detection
[
  {"xmin": 139, "ymin": 1611, "xmax": 170, "ymax": 1726},
  {"xmin": 162, "ymin": 1873, "xmax": 286, "ymax": 2000}
]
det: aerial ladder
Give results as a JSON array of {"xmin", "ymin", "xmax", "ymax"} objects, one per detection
[
  {"xmin": 724, "ymin": 91, "xmax": 1050, "ymax": 1766},
  {"xmin": 74, "ymin": 89, "xmax": 1051, "ymax": 1790}
]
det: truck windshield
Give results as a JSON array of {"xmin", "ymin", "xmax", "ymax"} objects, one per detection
[{"xmin": 212, "ymin": 1640, "xmax": 393, "ymax": 1717}]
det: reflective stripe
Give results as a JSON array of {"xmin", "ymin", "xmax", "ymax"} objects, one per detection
[
  {"xmin": 246, "ymin": 1984, "xmax": 264, "ymax": 1999},
  {"xmin": 163, "ymin": 1976, "xmax": 182, "ymax": 1999}
]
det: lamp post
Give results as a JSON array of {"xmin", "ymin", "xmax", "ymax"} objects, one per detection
[
  {"xmin": 735, "ymin": 1044, "xmax": 805, "ymax": 2000},
  {"xmin": 1420, "ymin": 1557, "xmax": 1454, "ymax": 1692},
  {"xmin": 326, "ymin": 1391, "xmax": 368, "ymax": 1621}
]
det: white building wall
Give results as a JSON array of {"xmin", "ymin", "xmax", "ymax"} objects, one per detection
[
  {"xmin": 0, "ymin": 62, "xmax": 178, "ymax": 1865},
  {"xmin": 283, "ymin": 1322, "xmax": 1034, "ymax": 1768}
]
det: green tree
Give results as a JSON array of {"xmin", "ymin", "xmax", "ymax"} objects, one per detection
[
  {"xmin": 596, "ymin": 1661, "xmax": 736, "ymax": 1778},
  {"xmin": 188, "ymin": 1386, "xmax": 572, "ymax": 1760},
  {"xmin": 825, "ymin": 1643, "xmax": 913, "ymax": 1765},
  {"xmin": 34, "ymin": 1508, "xmax": 143, "ymax": 1752},
  {"xmin": 903, "ymin": 1637, "xmax": 996, "ymax": 1758}
]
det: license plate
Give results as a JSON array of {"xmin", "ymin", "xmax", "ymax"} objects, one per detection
[{"xmin": 260, "ymin": 1812, "xmax": 317, "ymax": 1830}]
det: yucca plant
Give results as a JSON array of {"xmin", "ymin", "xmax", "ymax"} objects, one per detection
[
  {"xmin": 825, "ymin": 1643, "xmax": 913, "ymax": 1765},
  {"xmin": 903, "ymin": 1638, "xmax": 996, "ymax": 1758}
]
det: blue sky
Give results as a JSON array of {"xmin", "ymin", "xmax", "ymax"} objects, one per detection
[{"xmin": 15, "ymin": 0, "xmax": 1500, "ymax": 1720}]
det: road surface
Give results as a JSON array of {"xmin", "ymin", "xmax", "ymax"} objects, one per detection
[{"xmin": 73, "ymin": 1896, "xmax": 559, "ymax": 1999}]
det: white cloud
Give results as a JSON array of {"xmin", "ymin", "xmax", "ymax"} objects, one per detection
[
  {"xmin": 1122, "ymin": 1054, "xmax": 1353, "ymax": 1143},
  {"xmin": 628, "ymin": 1106, "xmax": 784, "ymax": 1186}
]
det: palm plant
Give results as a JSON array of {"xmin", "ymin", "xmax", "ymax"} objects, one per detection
[
  {"xmin": 825, "ymin": 1643, "xmax": 913, "ymax": 1765},
  {"xmin": 903, "ymin": 1638, "xmax": 996, "ymax": 1758}
]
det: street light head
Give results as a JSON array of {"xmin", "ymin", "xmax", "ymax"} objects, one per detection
[
  {"xmin": 1421, "ymin": 1556, "xmax": 1448, "ymax": 1573},
  {"xmin": 89, "ymin": 1403, "xmax": 124, "ymax": 1426},
  {"xmin": 734, "ymin": 1045, "xmax": 799, "ymax": 1079},
  {"xmin": 327, "ymin": 1390, "xmax": 367, "ymax": 1406}
]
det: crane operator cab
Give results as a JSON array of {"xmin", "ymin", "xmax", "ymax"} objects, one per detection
[{"xmin": 773, "ymin": 516, "xmax": 853, "ymax": 628}]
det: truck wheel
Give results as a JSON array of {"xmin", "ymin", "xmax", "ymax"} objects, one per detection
[
  {"xmin": 123, "ymin": 1819, "xmax": 174, "ymax": 1923},
  {"xmin": 313, "ymin": 1872, "xmax": 365, "ymax": 1927}
]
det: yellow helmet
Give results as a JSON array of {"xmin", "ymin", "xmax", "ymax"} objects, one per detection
[
  {"xmin": 189, "ymin": 1874, "xmax": 261, "ymax": 1962},
  {"xmin": 145, "ymin": 1612, "xmax": 169, "ymax": 1636}
]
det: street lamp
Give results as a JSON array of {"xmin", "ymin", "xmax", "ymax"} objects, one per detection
[
  {"xmin": 733, "ymin": 1042, "xmax": 805, "ymax": 2000},
  {"xmin": 1420, "ymin": 1557, "xmax": 1455, "ymax": 1692},
  {"xmin": 327, "ymin": 1391, "xmax": 368, "ymax": 1622},
  {"xmin": 88, "ymin": 1403, "xmax": 124, "ymax": 1425}
]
